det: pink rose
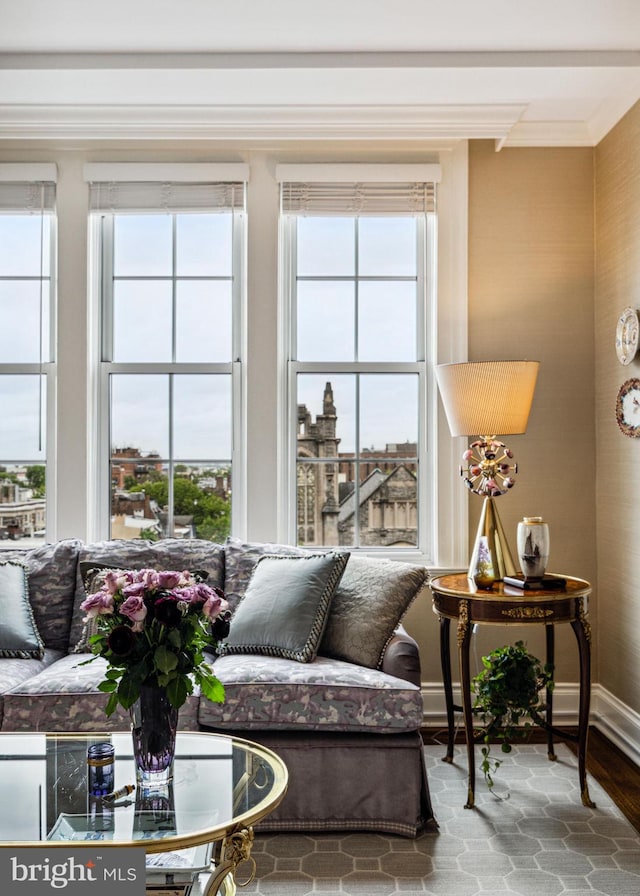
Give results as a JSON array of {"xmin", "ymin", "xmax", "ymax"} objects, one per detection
[
  {"xmin": 80, "ymin": 590, "xmax": 114, "ymax": 618},
  {"xmin": 202, "ymin": 589, "xmax": 229, "ymax": 620},
  {"xmin": 119, "ymin": 594, "xmax": 147, "ymax": 632},
  {"xmin": 122, "ymin": 581, "xmax": 147, "ymax": 600},
  {"xmin": 157, "ymin": 570, "xmax": 187, "ymax": 590}
]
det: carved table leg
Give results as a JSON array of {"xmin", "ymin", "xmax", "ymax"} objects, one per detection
[
  {"xmin": 457, "ymin": 600, "xmax": 475, "ymax": 809},
  {"xmin": 545, "ymin": 624, "xmax": 557, "ymax": 761},
  {"xmin": 440, "ymin": 616, "xmax": 455, "ymax": 763},
  {"xmin": 572, "ymin": 600, "xmax": 596, "ymax": 808}
]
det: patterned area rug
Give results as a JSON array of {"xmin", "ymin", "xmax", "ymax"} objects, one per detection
[{"xmin": 235, "ymin": 743, "xmax": 640, "ymax": 896}]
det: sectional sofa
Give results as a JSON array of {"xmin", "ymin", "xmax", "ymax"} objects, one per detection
[{"xmin": 0, "ymin": 536, "xmax": 433, "ymax": 837}]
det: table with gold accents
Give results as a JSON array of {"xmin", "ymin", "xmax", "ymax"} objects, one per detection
[{"xmin": 429, "ymin": 572, "xmax": 593, "ymax": 810}]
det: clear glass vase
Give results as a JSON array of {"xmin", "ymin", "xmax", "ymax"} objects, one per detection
[{"xmin": 130, "ymin": 684, "xmax": 178, "ymax": 789}]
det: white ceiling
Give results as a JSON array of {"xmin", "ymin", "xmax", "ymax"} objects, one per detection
[{"xmin": 1, "ymin": 0, "xmax": 639, "ymax": 146}]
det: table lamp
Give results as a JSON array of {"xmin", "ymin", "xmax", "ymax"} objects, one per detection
[{"xmin": 435, "ymin": 360, "xmax": 539, "ymax": 582}]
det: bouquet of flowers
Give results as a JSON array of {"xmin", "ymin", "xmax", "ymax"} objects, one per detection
[{"xmin": 80, "ymin": 568, "xmax": 231, "ymax": 715}]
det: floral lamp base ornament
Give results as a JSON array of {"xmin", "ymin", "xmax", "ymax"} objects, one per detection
[{"xmin": 130, "ymin": 684, "xmax": 179, "ymax": 787}]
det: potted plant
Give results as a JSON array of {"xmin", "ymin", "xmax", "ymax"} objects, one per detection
[{"xmin": 472, "ymin": 640, "xmax": 554, "ymax": 792}]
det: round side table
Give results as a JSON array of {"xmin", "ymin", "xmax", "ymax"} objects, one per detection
[{"xmin": 430, "ymin": 572, "xmax": 594, "ymax": 809}]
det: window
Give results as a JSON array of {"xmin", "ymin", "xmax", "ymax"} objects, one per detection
[
  {"xmin": 278, "ymin": 165, "xmax": 440, "ymax": 553},
  {"xmin": 0, "ymin": 165, "xmax": 56, "ymax": 546},
  {"xmin": 87, "ymin": 165, "xmax": 247, "ymax": 542}
]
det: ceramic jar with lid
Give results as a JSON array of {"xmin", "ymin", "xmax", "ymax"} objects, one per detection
[{"xmin": 517, "ymin": 517, "xmax": 550, "ymax": 581}]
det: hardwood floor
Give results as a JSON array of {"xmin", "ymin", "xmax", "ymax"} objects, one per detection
[{"xmin": 422, "ymin": 726, "xmax": 640, "ymax": 833}]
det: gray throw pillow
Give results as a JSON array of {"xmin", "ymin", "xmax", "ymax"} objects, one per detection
[
  {"xmin": 319, "ymin": 554, "xmax": 428, "ymax": 669},
  {"xmin": 0, "ymin": 559, "xmax": 45, "ymax": 659},
  {"xmin": 219, "ymin": 551, "xmax": 349, "ymax": 663}
]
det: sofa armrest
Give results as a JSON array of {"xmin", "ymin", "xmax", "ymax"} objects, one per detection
[{"xmin": 381, "ymin": 625, "xmax": 421, "ymax": 687}]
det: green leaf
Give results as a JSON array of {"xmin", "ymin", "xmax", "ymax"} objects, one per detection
[
  {"xmin": 154, "ymin": 645, "xmax": 179, "ymax": 674},
  {"xmin": 166, "ymin": 675, "xmax": 188, "ymax": 709},
  {"xmin": 104, "ymin": 692, "xmax": 119, "ymax": 717},
  {"xmin": 199, "ymin": 675, "xmax": 225, "ymax": 704},
  {"xmin": 97, "ymin": 680, "xmax": 117, "ymax": 693},
  {"xmin": 117, "ymin": 676, "xmax": 141, "ymax": 709}
]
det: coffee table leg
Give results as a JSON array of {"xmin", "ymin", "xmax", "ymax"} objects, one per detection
[{"xmin": 201, "ymin": 827, "xmax": 256, "ymax": 896}]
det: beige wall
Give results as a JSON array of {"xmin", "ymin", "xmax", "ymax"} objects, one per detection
[
  {"xmin": 595, "ymin": 100, "xmax": 640, "ymax": 713},
  {"xmin": 450, "ymin": 141, "xmax": 596, "ymax": 684}
]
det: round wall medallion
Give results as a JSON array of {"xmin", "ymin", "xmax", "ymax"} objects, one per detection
[
  {"xmin": 615, "ymin": 307, "xmax": 639, "ymax": 365},
  {"xmin": 616, "ymin": 378, "xmax": 640, "ymax": 437}
]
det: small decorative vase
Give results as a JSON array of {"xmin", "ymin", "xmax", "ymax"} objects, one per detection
[
  {"xmin": 472, "ymin": 534, "xmax": 496, "ymax": 590},
  {"xmin": 130, "ymin": 684, "xmax": 178, "ymax": 788},
  {"xmin": 517, "ymin": 517, "xmax": 550, "ymax": 582}
]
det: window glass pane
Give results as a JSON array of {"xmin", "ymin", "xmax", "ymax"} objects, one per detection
[
  {"xmin": 358, "ymin": 217, "xmax": 417, "ymax": 276},
  {"xmin": 110, "ymin": 460, "xmax": 168, "ymax": 541},
  {"xmin": 358, "ymin": 282, "xmax": 416, "ymax": 362},
  {"xmin": 297, "ymin": 217, "xmax": 354, "ymax": 276},
  {"xmin": 296, "ymin": 282, "xmax": 354, "ymax": 362},
  {"xmin": 176, "ymin": 213, "xmax": 232, "ymax": 277},
  {"xmin": 343, "ymin": 462, "xmax": 418, "ymax": 549},
  {"xmin": 113, "ymin": 281, "xmax": 172, "ymax": 362},
  {"xmin": 297, "ymin": 374, "xmax": 355, "ymax": 455},
  {"xmin": 0, "ymin": 376, "xmax": 45, "ymax": 460},
  {"xmin": 176, "ymin": 281, "xmax": 232, "ymax": 363},
  {"xmin": 114, "ymin": 215, "xmax": 172, "ymax": 277},
  {"xmin": 110, "ymin": 374, "xmax": 169, "ymax": 457},
  {"xmin": 173, "ymin": 375, "xmax": 232, "ymax": 460},
  {"xmin": 0, "ymin": 214, "xmax": 51, "ymax": 276},
  {"xmin": 173, "ymin": 468, "xmax": 231, "ymax": 542},
  {"xmin": 0, "ymin": 463, "xmax": 46, "ymax": 546},
  {"xmin": 0, "ymin": 282, "xmax": 50, "ymax": 363},
  {"xmin": 359, "ymin": 374, "xmax": 418, "ymax": 449}
]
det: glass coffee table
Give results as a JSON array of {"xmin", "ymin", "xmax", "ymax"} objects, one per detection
[{"xmin": 0, "ymin": 730, "xmax": 288, "ymax": 895}]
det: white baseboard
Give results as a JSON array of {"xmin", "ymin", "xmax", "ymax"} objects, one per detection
[
  {"xmin": 591, "ymin": 684, "xmax": 640, "ymax": 766},
  {"xmin": 421, "ymin": 681, "xmax": 640, "ymax": 767}
]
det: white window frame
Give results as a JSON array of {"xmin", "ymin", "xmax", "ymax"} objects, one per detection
[
  {"xmin": 85, "ymin": 163, "xmax": 248, "ymax": 541},
  {"xmin": 276, "ymin": 163, "xmax": 445, "ymax": 562},
  {"xmin": 0, "ymin": 163, "xmax": 58, "ymax": 543}
]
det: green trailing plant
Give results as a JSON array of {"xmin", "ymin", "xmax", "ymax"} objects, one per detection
[{"xmin": 472, "ymin": 640, "xmax": 554, "ymax": 792}]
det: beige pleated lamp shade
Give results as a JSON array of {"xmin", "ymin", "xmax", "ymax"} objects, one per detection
[{"xmin": 435, "ymin": 360, "xmax": 539, "ymax": 437}]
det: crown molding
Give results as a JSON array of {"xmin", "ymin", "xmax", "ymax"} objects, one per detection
[
  {"xmin": 0, "ymin": 103, "xmax": 526, "ymax": 143},
  {"xmin": 1, "ymin": 50, "xmax": 639, "ymax": 70}
]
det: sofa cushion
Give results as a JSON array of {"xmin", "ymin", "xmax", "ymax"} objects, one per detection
[
  {"xmin": 0, "ymin": 560, "xmax": 44, "ymax": 659},
  {"xmin": 68, "ymin": 538, "xmax": 225, "ymax": 652},
  {"xmin": 223, "ymin": 537, "xmax": 309, "ymax": 612},
  {"xmin": 319, "ymin": 555, "xmax": 429, "ymax": 669},
  {"xmin": 198, "ymin": 653, "xmax": 424, "ymax": 734},
  {"xmin": 219, "ymin": 552, "xmax": 349, "ymax": 663},
  {"xmin": 1, "ymin": 653, "xmax": 200, "ymax": 732},
  {"xmin": 0, "ymin": 539, "xmax": 81, "ymax": 651},
  {"xmin": 0, "ymin": 648, "xmax": 64, "ymax": 728}
]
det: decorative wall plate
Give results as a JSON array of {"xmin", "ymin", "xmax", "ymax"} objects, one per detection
[
  {"xmin": 616, "ymin": 378, "xmax": 640, "ymax": 437},
  {"xmin": 615, "ymin": 307, "xmax": 639, "ymax": 365}
]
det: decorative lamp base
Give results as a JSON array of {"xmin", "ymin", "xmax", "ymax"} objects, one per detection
[{"xmin": 468, "ymin": 496, "xmax": 517, "ymax": 583}]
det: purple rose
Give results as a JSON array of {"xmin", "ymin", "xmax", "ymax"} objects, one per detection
[
  {"xmin": 122, "ymin": 581, "xmax": 147, "ymax": 600},
  {"xmin": 203, "ymin": 588, "xmax": 229, "ymax": 620},
  {"xmin": 119, "ymin": 594, "xmax": 147, "ymax": 631},
  {"xmin": 80, "ymin": 590, "xmax": 114, "ymax": 618},
  {"xmin": 156, "ymin": 570, "xmax": 188, "ymax": 589}
]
